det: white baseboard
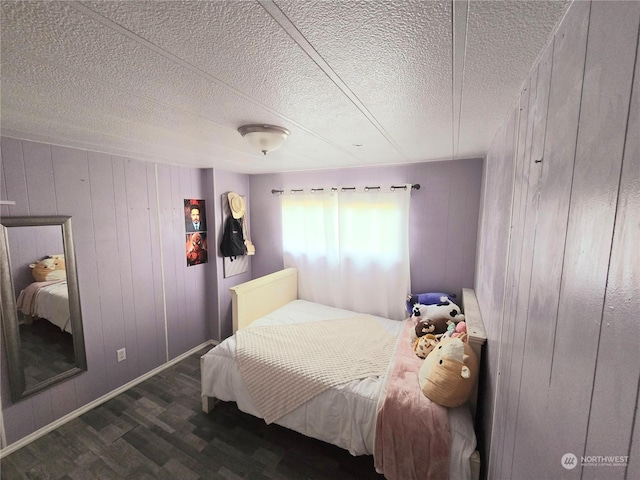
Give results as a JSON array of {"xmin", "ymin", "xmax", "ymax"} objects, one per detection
[{"xmin": 0, "ymin": 339, "xmax": 216, "ymax": 458}]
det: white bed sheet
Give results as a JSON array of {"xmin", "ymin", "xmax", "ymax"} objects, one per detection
[
  {"xmin": 201, "ymin": 299, "xmax": 477, "ymax": 478},
  {"xmin": 35, "ymin": 282, "xmax": 71, "ymax": 333},
  {"xmin": 18, "ymin": 281, "xmax": 72, "ymax": 334}
]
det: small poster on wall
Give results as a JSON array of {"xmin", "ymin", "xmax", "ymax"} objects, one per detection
[
  {"xmin": 184, "ymin": 199, "xmax": 207, "ymax": 232},
  {"xmin": 186, "ymin": 232, "xmax": 208, "ymax": 266},
  {"xmin": 184, "ymin": 199, "xmax": 208, "ymax": 266}
]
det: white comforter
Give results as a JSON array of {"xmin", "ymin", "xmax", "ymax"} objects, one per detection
[{"xmin": 201, "ymin": 300, "xmax": 476, "ymax": 478}]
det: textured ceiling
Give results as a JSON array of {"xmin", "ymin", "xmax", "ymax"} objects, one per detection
[{"xmin": 0, "ymin": 0, "xmax": 570, "ymax": 174}]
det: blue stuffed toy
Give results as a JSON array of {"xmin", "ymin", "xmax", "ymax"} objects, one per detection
[{"xmin": 406, "ymin": 292, "xmax": 457, "ymax": 315}]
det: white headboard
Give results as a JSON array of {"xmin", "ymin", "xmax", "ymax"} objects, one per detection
[{"xmin": 229, "ymin": 267, "xmax": 298, "ymax": 332}]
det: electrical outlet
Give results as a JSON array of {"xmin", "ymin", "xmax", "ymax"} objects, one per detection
[{"xmin": 117, "ymin": 348, "xmax": 126, "ymax": 362}]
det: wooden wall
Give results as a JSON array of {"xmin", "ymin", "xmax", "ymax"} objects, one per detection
[
  {"xmin": 0, "ymin": 139, "xmax": 217, "ymax": 446},
  {"xmin": 213, "ymin": 169, "xmax": 251, "ymax": 341},
  {"xmin": 476, "ymin": 1, "xmax": 640, "ymax": 478}
]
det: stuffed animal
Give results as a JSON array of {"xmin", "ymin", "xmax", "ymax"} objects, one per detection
[
  {"xmin": 423, "ymin": 299, "xmax": 465, "ymax": 331},
  {"xmin": 405, "ymin": 292, "xmax": 457, "ymax": 315},
  {"xmin": 452, "ymin": 321, "xmax": 467, "ymax": 338},
  {"xmin": 409, "ymin": 304, "xmax": 424, "ymax": 340},
  {"xmin": 30, "ymin": 254, "xmax": 66, "ymax": 282},
  {"xmin": 410, "ymin": 319, "xmax": 437, "ymax": 345},
  {"xmin": 414, "ymin": 333, "xmax": 438, "ymax": 359},
  {"xmin": 418, "ymin": 335, "xmax": 478, "ymax": 408}
]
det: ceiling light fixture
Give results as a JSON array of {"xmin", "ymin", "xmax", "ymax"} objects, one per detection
[{"xmin": 238, "ymin": 124, "xmax": 290, "ymax": 155}]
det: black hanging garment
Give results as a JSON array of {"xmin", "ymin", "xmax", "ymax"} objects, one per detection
[{"xmin": 220, "ymin": 216, "xmax": 246, "ymax": 260}]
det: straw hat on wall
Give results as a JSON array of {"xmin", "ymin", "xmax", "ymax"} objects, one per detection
[{"xmin": 228, "ymin": 192, "xmax": 246, "ymax": 219}]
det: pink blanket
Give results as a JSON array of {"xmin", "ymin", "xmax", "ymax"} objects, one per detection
[{"xmin": 374, "ymin": 319, "xmax": 451, "ymax": 480}]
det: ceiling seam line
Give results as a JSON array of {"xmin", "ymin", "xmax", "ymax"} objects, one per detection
[
  {"xmin": 66, "ymin": 1, "xmax": 350, "ymax": 154},
  {"xmin": 456, "ymin": 0, "xmax": 470, "ymax": 161},
  {"xmin": 257, "ymin": 0, "xmax": 408, "ymax": 160},
  {"xmin": 451, "ymin": 0, "xmax": 456, "ymax": 162}
]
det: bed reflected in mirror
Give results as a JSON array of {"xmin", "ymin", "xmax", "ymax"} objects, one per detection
[{"xmin": 0, "ymin": 216, "xmax": 87, "ymax": 402}]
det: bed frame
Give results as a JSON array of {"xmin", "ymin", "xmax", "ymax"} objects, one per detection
[
  {"xmin": 206, "ymin": 267, "xmax": 486, "ymax": 478},
  {"xmin": 229, "ymin": 267, "xmax": 299, "ymax": 332}
]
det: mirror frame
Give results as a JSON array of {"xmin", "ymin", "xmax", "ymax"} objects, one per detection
[{"xmin": 0, "ymin": 215, "xmax": 87, "ymax": 402}]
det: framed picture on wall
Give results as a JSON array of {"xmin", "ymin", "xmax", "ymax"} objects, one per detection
[
  {"xmin": 186, "ymin": 232, "xmax": 208, "ymax": 266},
  {"xmin": 184, "ymin": 199, "xmax": 207, "ymax": 232}
]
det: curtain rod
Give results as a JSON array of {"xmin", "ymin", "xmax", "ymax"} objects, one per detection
[{"xmin": 271, "ymin": 184, "xmax": 420, "ymax": 195}]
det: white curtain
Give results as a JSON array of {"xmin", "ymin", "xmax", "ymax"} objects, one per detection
[{"xmin": 281, "ymin": 186, "xmax": 411, "ymax": 320}]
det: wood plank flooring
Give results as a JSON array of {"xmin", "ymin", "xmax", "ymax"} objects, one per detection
[{"xmin": 1, "ymin": 347, "xmax": 383, "ymax": 479}]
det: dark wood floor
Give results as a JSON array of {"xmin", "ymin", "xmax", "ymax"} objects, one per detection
[
  {"xmin": 1, "ymin": 347, "xmax": 383, "ymax": 479},
  {"xmin": 20, "ymin": 318, "xmax": 76, "ymax": 389}
]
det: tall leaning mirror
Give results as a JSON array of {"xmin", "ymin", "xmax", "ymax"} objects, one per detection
[{"xmin": 0, "ymin": 216, "xmax": 87, "ymax": 402}]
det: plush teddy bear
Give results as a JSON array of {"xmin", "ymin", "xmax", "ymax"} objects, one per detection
[
  {"xmin": 30, "ymin": 254, "xmax": 66, "ymax": 282},
  {"xmin": 418, "ymin": 335, "xmax": 478, "ymax": 408},
  {"xmin": 410, "ymin": 319, "xmax": 437, "ymax": 345},
  {"xmin": 405, "ymin": 292, "xmax": 457, "ymax": 315}
]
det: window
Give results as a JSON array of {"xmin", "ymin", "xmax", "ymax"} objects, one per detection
[{"xmin": 281, "ymin": 187, "xmax": 411, "ymax": 320}]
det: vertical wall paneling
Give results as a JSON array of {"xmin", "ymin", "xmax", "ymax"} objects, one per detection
[
  {"xmin": 156, "ymin": 164, "xmax": 174, "ymax": 361},
  {"xmin": 477, "ymin": 1, "xmax": 640, "ymax": 477},
  {"xmin": 160, "ymin": 164, "xmax": 212, "ymax": 359},
  {"xmin": 50, "ymin": 145, "xmax": 104, "ymax": 412},
  {"xmin": 490, "ymin": 85, "xmax": 529, "ymax": 480},
  {"xmin": 88, "ymin": 152, "xmax": 129, "ymax": 391},
  {"xmin": 583, "ymin": 31, "xmax": 640, "ymax": 479},
  {"xmin": 187, "ymin": 167, "xmax": 209, "ymax": 351},
  {"xmin": 146, "ymin": 162, "xmax": 166, "ymax": 364},
  {"xmin": 202, "ymin": 168, "xmax": 217, "ymax": 342},
  {"xmin": 545, "ymin": 2, "xmax": 638, "ymax": 476},
  {"xmin": 0, "ymin": 139, "xmax": 214, "ymax": 446},
  {"xmin": 112, "ymin": 156, "xmax": 141, "ymax": 379},
  {"xmin": 0, "ymin": 140, "xmax": 36, "ymax": 444},
  {"xmin": 474, "ymin": 108, "xmax": 515, "ymax": 475},
  {"xmin": 214, "ymin": 170, "xmax": 251, "ymax": 341},
  {"xmin": 0, "ymin": 144, "xmax": 9, "ymax": 219},
  {"xmin": 487, "ymin": 93, "xmax": 525, "ymax": 480},
  {"xmin": 1, "ymin": 138, "xmax": 27, "ymax": 217},
  {"xmin": 508, "ymin": 40, "xmax": 553, "ymax": 475},
  {"xmin": 22, "ymin": 142, "xmax": 56, "ymax": 216},
  {"xmin": 165, "ymin": 165, "xmax": 186, "ymax": 359},
  {"xmin": 123, "ymin": 159, "xmax": 161, "ymax": 375},
  {"xmin": 179, "ymin": 168, "xmax": 196, "ymax": 354}
]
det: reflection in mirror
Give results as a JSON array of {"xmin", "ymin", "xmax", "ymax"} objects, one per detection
[{"xmin": 0, "ymin": 216, "xmax": 87, "ymax": 402}]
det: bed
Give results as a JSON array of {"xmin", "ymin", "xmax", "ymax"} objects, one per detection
[
  {"xmin": 201, "ymin": 267, "xmax": 486, "ymax": 480},
  {"xmin": 16, "ymin": 280, "xmax": 72, "ymax": 334}
]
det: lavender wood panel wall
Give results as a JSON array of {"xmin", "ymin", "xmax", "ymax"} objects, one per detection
[
  {"xmin": 476, "ymin": 1, "xmax": 640, "ymax": 478},
  {"xmin": 249, "ymin": 158, "xmax": 483, "ymax": 304},
  {"xmin": 587, "ymin": 35, "xmax": 640, "ymax": 480},
  {"xmin": 0, "ymin": 138, "xmax": 214, "ymax": 446},
  {"xmin": 157, "ymin": 165, "xmax": 214, "ymax": 359},
  {"xmin": 213, "ymin": 169, "xmax": 251, "ymax": 341}
]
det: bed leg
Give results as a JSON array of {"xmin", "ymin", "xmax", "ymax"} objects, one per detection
[
  {"xmin": 202, "ymin": 396, "xmax": 219, "ymax": 413},
  {"xmin": 470, "ymin": 450, "xmax": 481, "ymax": 480}
]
